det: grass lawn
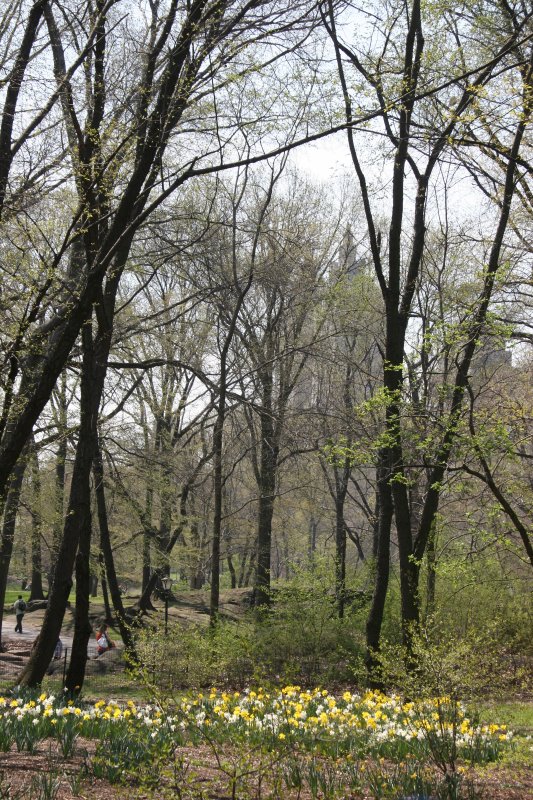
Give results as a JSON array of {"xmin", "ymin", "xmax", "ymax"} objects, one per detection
[
  {"xmin": 4, "ymin": 589, "xmax": 32, "ymax": 606},
  {"xmin": 478, "ymin": 699, "xmax": 533, "ymax": 736}
]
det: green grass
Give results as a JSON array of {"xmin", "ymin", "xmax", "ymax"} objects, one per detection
[
  {"xmin": 478, "ymin": 700, "xmax": 533, "ymax": 735},
  {"xmin": 4, "ymin": 588, "xmax": 77, "ymax": 605},
  {"xmin": 39, "ymin": 672, "xmax": 142, "ymax": 701},
  {"xmin": 4, "ymin": 589, "xmax": 31, "ymax": 606}
]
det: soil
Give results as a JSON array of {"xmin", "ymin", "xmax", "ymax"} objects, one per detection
[
  {"xmin": 0, "ymin": 739, "xmax": 531, "ymax": 799},
  {"xmin": 0, "ymin": 739, "xmax": 119, "ymax": 800}
]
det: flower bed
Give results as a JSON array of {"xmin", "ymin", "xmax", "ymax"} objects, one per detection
[
  {"xmin": 176, "ymin": 686, "xmax": 512, "ymax": 761},
  {"xmin": 0, "ymin": 688, "xmax": 515, "ymax": 798}
]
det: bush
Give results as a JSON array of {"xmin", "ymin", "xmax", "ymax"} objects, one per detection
[
  {"xmin": 134, "ymin": 564, "xmax": 369, "ymax": 688},
  {"xmin": 253, "ymin": 569, "xmax": 366, "ymax": 683}
]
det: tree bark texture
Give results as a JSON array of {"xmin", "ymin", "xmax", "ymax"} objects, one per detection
[
  {"xmin": 29, "ymin": 447, "xmax": 44, "ymax": 601},
  {"xmin": 19, "ymin": 319, "xmax": 98, "ymax": 687},
  {"xmin": 0, "ymin": 457, "xmax": 27, "ymax": 648}
]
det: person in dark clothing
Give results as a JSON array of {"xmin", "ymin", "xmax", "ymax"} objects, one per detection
[{"xmin": 13, "ymin": 596, "xmax": 26, "ymax": 633}]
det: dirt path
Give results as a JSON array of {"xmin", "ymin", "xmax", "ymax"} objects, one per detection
[{"xmin": 2, "ymin": 612, "xmax": 85, "ymax": 650}]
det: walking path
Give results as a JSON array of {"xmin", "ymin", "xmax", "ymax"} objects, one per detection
[
  {"xmin": 3, "ymin": 620, "xmax": 76, "ymax": 649},
  {"xmin": 2, "ymin": 607, "xmax": 122, "ymax": 651},
  {"xmin": 1, "ymin": 613, "xmax": 124, "ymax": 686}
]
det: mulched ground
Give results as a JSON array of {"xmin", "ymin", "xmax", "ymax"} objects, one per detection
[
  {"xmin": 0, "ymin": 738, "xmax": 532, "ymax": 799},
  {"xmin": 0, "ymin": 740, "xmax": 118, "ymax": 800}
]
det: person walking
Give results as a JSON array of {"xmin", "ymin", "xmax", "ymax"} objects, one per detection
[{"xmin": 13, "ymin": 595, "xmax": 26, "ymax": 633}]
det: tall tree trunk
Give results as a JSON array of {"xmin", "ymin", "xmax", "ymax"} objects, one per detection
[
  {"xmin": 372, "ymin": 488, "xmax": 380, "ymax": 559},
  {"xmin": 226, "ymin": 553, "xmax": 236, "ymax": 589},
  {"xmin": 332, "ymin": 458, "xmax": 352, "ymax": 619},
  {"xmin": 425, "ymin": 521, "xmax": 436, "ymax": 621},
  {"xmin": 308, "ymin": 516, "xmax": 317, "ymax": 561},
  {"xmin": 281, "ymin": 524, "xmax": 290, "ymax": 579},
  {"xmin": 50, "ymin": 372, "xmax": 68, "ymax": 591},
  {"xmin": 99, "ymin": 551, "xmax": 112, "ymax": 622},
  {"xmin": 65, "ymin": 500, "xmax": 93, "ymax": 692},
  {"xmin": 158, "ymin": 462, "xmax": 173, "ymax": 580},
  {"xmin": 29, "ymin": 446, "xmax": 44, "ymax": 601},
  {"xmin": 0, "ymin": 456, "xmax": 27, "ymax": 649},
  {"xmin": 19, "ymin": 319, "xmax": 97, "ymax": 687},
  {"xmin": 210, "ymin": 270, "xmax": 254, "ymax": 623},
  {"xmin": 137, "ymin": 482, "xmax": 193, "ymax": 611},
  {"xmin": 189, "ymin": 518, "xmax": 203, "ymax": 589},
  {"xmin": 243, "ymin": 551, "xmax": 255, "ymax": 588},
  {"xmin": 210, "ymin": 398, "xmax": 225, "ymax": 621},
  {"xmin": 237, "ymin": 544, "xmax": 249, "ymax": 588},
  {"xmin": 94, "ymin": 442, "xmax": 136, "ymax": 655},
  {"xmin": 254, "ymin": 378, "xmax": 278, "ymax": 607},
  {"xmin": 335, "ymin": 490, "xmax": 347, "ymax": 619},
  {"xmin": 365, "ymin": 453, "xmax": 393, "ymax": 684},
  {"xmin": 65, "ymin": 323, "xmax": 96, "ymax": 692},
  {"xmin": 142, "ymin": 532, "xmax": 151, "ymax": 596},
  {"xmin": 141, "ymin": 403, "xmax": 154, "ymax": 596}
]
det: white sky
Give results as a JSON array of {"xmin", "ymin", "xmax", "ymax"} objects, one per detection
[{"xmin": 291, "ymin": 133, "xmax": 352, "ymax": 184}]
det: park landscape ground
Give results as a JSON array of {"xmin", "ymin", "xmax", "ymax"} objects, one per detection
[
  {"xmin": 0, "ymin": 0, "xmax": 532, "ymax": 796},
  {"xmin": 0, "ymin": 592, "xmax": 531, "ymax": 800}
]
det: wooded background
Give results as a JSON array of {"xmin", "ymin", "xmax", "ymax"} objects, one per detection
[{"xmin": 0, "ymin": 0, "xmax": 531, "ymax": 690}]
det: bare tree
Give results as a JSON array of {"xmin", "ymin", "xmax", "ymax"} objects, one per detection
[{"xmin": 323, "ymin": 0, "xmax": 532, "ymax": 668}]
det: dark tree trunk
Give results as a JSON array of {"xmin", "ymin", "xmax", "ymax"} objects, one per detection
[
  {"xmin": 99, "ymin": 551, "xmax": 112, "ymax": 622},
  {"xmin": 332, "ymin": 458, "xmax": 352, "ymax": 619},
  {"xmin": 159, "ymin": 463, "xmax": 173, "ymax": 575},
  {"xmin": 272, "ymin": 533, "xmax": 281, "ymax": 580},
  {"xmin": 281, "ymin": 525, "xmax": 290, "ymax": 579},
  {"xmin": 226, "ymin": 554, "xmax": 236, "ymax": 589},
  {"xmin": 65, "ymin": 499, "xmax": 93, "ymax": 692},
  {"xmin": 137, "ymin": 481, "xmax": 193, "ymax": 611},
  {"xmin": 335, "ymin": 493, "xmax": 347, "ymax": 619},
  {"xmin": 210, "ymin": 400, "xmax": 225, "ymax": 621},
  {"xmin": 308, "ymin": 516, "xmax": 317, "ymax": 560},
  {"xmin": 237, "ymin": 545, "xmax": 249, "ymax": 588},
  {"xmin": 243, "ymin": 552, "xmax": 255, "ymax": 588},
  {"xmin": 188, "ymin": 518, "xmax": 205, "ymax": 589},
  {"xmin": 65, "ymin": 323, "xmax": 96, "ymax": 693},
  {"xmin": 94, "ymin": 442, "xmax": 136, "ymax": 655},
  {"xmin": 425, "ymin": 522, "xmax": 436, "ymax": 621},
  {"xmin": 372, "ymin": 490, "xmax": 380, "ymax": 559},
  {"xmin": 19, "ymin": 320, "xmax": 97, "ymax": 687},
  {"xmin": 254, "ymin": 373, "xmax": 278, "ymax": 607},
  {"xmin": 29, "ymin": 446, "xmax": 44, "ymax": 601},
  {"xmin": 142, "ymin": 533, "xmax": 151, "ymax": 596},
  {"xmin": 50, "ymin": 372, "xmax": 68, "ymax": 590},
  {"xmin": 141, "ymin": 411, "xmax": 154, "ymax": 596},
  {"xmin": 210, "ymin": 263, "xmax": 254, "ymax": 624},
  {"xmin": 0, "ymin": 456, "xmax": 27, "ymax": 649},
  {"xmin": 365, "ymin": 453, "xmax": 393, "ymax": 685}
]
